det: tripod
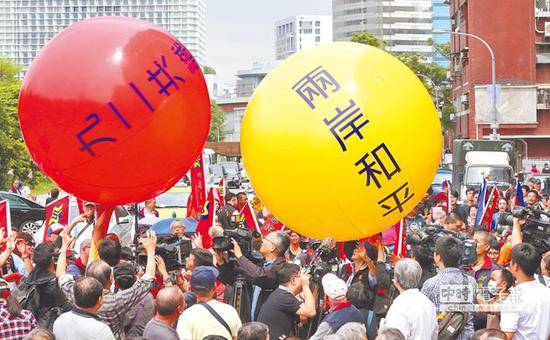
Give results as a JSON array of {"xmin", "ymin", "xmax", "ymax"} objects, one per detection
[
  {"xmin": 304, "ymin": 283, "xmax": 326, "ymax": 338},
  {"xmin": 229, "ymin": 273, "xmax": 247, "ymax": 320}
]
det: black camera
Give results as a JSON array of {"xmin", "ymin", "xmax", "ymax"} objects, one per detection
[
  {"xmin": 498, "ymin": 206, "xmax": 550, "ymax": 255},
  {"xmin": 137, "ymin": 233, "xmax": 192, "ymax": 272},
  {"xmin": 212, "ymin": 228, "xmax": 262, "ymax": 254},
  {"xmin": 406, "ymin": 225, "xmax": 477, "ymax": 267}
]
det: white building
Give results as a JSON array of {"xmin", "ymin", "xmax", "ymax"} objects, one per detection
[
  {"xmin": 204, "ymin": 73, "xmax": 228, "ymax": 100},
  {"xmin": 332, "ymin": 0, "xmax": 433, "ymax": 61},
  {"xmin": 0, "ymin": 0, "xmax": 207, "ymax": 73},
  {"xmin": 275, "ymin": 15, "xmax": 332, "ymax": 60},
  {"xmin": 235, "ymin": 61, "xmax": 279, "ymax": 98}
]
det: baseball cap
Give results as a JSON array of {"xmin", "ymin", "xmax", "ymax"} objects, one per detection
[
  {"xmin": 322, "ymin": 273, "xmax": 348, "ymax": 301},
  {"xmin": 83, "ymin": 201, "xmax": 96, "ymax": 207},
  {"xmin": 190, "ymin": 266, "xmax": 219, "ymax": 291},
  {"xmin": 532, "ymin": 178, "xmax": 541, "ymax": 184}
]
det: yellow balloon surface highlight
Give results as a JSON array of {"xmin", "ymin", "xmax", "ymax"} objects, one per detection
[{"xmin": 241, "ymin": 42, "xmax": 441, "ymax": 241}]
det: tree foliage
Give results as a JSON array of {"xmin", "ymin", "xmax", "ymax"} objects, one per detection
[
  {"xmin": 203, "ymin": 65, "xmax": 216, "ymax": 75},
  {"xmin": 350, "ymin": 32, "xmax": 454, "ymax": 132},
  {"xmin": 0, "ymin": 59, "xmax": 41, "ymax": 190},
  {"xmin": 208, "ymin": 100, "xmax": 226, "ymax": 142}
]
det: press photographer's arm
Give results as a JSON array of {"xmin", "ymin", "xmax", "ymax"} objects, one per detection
[{"xmin": 511, "ymin": 217, "xmax": 524, "ymax": 247}]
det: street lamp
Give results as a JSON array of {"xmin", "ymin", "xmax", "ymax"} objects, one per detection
[
  {"xmin": 433, "ymin": 29, "xmax": 499, "ymax": 140},
  {"xmin": 417, "ymin": 74, "xmax": 440, "ymax": 116}
]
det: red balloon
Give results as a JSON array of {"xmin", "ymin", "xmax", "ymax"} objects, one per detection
[{"xmin": 18, "ymin": 17, "xmax": 210, "ymax": 206}]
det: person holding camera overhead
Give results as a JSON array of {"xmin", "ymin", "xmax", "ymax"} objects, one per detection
[{"xmin": 215, "ymin": 230, "xmax": 290, "ymax": 323}]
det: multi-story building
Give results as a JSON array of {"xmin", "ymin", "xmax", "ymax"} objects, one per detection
[
  {"xmin": 0, "ymin": 0, "xmax": 207, "ymax": 73},
  {"xmin": 449, "ymin": 0, "xmax": 550, "ymax": 166},
  {"xmin": 332, "ymin": 0, "xmax": 433, "ymax": 61},
  {"xmin": 235, "ymin": 61, "xmax": 279, "ymax": 98},
  {"xmin": 217, "ymin": 96, "xmax": 249, "ymax": 142},
  {"xmin": 433, "ymin": 0, "xmax": 450, "ymax": 67},
  {"xmin": 275, "ymin": 15, "xmax": 332, "ymax": 60}
]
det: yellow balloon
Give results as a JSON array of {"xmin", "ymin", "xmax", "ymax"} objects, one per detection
[{"xmin": 241, "ymin": 42, "xmax": 441, "ymax": 241}]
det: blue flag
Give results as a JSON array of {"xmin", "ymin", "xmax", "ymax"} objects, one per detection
[
  {"xmin": 474, "ymin": 177, "xmax": 488, "ymax": 228},
  {"xmin": 515, "ymin": 180, "xmax": 524, "ymax": 207}
]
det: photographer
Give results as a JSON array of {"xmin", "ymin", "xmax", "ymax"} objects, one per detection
[
  {"xmin": 257, "ymin": 263, "xmax": 316, "ymax": 340},
  {"xmin": 421, "ymin": 236, "xmax": 478, "ymax": 340},
  {"xmin": 215, "ymin": 231, "xmax": 290, "ymax": 322}
]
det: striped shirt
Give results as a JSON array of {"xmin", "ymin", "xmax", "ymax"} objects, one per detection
[
  {"xmin": 421, "ymin": 267, "xmax": 477, "ymax": 340},
  {"xmin": 59, "ymin": 274, "xmax": 155, "ymax": 340}
]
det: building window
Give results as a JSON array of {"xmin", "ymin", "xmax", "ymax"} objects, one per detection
[
  {"xmin": 315, "ymin": 21, "xmax": 320, "ymax": 26},
  {"xmin": 315, "ymin": 36, "xmax": 320, "ymax": 42},
  {"xmin": 315, "ymin": 29, "xmax": 320, "ymax": 34}
]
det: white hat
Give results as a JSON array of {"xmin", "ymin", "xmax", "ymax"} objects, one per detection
[{"xmin": 322, "ymin": 273, "xmax": 348, "ymax": 301}]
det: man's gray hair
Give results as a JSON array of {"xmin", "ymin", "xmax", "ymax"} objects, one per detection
[
  {"xmin": 170, "ymin": 220, "xmax": 184, "ymax": 229},
  {"xmin": 237, "ymin": 322, "xmax": 269, "ymax": 340},
  {"xmin": 269, "ymin": 231, "xmax": 290, "ymax": 256},
  {"xmin": 378, "ymin": 327, "xmax": 405, "ymax": 340},
  {"xmin": 394, "ymin": 258, "xmax": 422, "ymax": 290},
  {"xmin": 336, "ymin": 322, "xmax": 366, "ymax": 340}
]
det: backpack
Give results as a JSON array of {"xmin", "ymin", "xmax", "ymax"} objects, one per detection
[
  {"xmin": 438, "ymin": 311, "xmax": 468, "ymax": 340},
  {"xmin": 13, "ymin": 279, "xmax": 64, "ymax": 330},
  {"xmin": 12, "ymin": 280, "xmax": 41, "ymax": 316},
  {"xmin": 437, "ymin": 273, "xmax": 470, "ymax": 340}
]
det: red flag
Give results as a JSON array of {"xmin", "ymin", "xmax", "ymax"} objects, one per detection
[
  {"xmin": 260, "ymin": 214, "xmax": 284, "ymax": 237},
  {"xmin": 479, "ymin": 187, "xmax": 500, "ymax": 232},
  {"xmin": 186, "ymin": 193, "xmax": 194, "ymax": 218},
  {"xmin": 187, "ymin": 155, "xmax": 207, "ymax": 219},
  {"xmin": 239, "ymin": 201, "xmax": 259, "ymax": 233},
  {"xmin": 393, "ymin": 219, "xmax": 407, "ymax": 258},
  {"xmin": 0, "ymin": 200, "xmax": 12, "ymax": 251},
  {"xmin": 196, "ymin": 188, "xmax": 215, "ymax": 248},
  {"xmin": 43, "ymin": 196, "xmax": 71, "ymax": 242},
  {"xmin": 217, "ymin": 179, "xmax": 226, "ymax": 209}
]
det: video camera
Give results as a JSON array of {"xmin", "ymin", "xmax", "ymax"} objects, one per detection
[
  {"xmin": 136, "ymin": 233, "xmax": 192, "ymax": 272},
  {"xmin": 303, "ymin": 237, "xmax": 340, "ymax": 284},
  {"xmin": 406, "ymin": 224, "xmax": 477, "ymax": 267},
  {"xmin": 212, "ymin": 228, "xmax": 261, "ymax": 254},
  {"xmin": 498, "ymin": 206, "xmax": 550, "ymax": 255}
]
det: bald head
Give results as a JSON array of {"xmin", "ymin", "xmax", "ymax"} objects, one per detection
[
  {"xmin": 85, "ymin": 260, "xmax": 112, "ymax": 288},
  {"xmin": 156, "ymin": 286, "xmax": 184, "ymax": 317}
]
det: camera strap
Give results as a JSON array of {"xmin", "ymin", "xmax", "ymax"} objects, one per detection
[{"xmin": 198, "ymin": 302, "xmax": 232, "ymax": 337}]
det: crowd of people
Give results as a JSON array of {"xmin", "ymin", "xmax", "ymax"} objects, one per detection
[{"xmin": 0, "ymin": 175, "xmax": 549, "ymax": 340}]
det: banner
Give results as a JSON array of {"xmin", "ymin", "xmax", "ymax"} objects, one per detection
[
  {"xmin": 515, "ymin": 180, "xmax": 524, "ymax": 207},
  {"xmin": 239, "ymin": 201, "xmax": 260, "ymax": 233},
  {"xmin": 260, "ymin": 214, "xmax": 284, "ymax": 237},
  {"xmin": 474, "ymin": 177, "xmax": 488, "ymax": 228},
  {"xmin": 0, "ymin": 200, "xmax": 11, "ymax": 251},
  {"xmin": 196, "ymin": 188, "xmax": 215, "ymax": 248},
  {"xmin": 479, "ymin": 187, "xmax": 500, "ymax": 232},
  {"xmin": 43, "ymin": 196, "xmax": 71, "ymax": 242},
  {"xmin": 187, "ymin": 155, "xmax": 207, "ymax": 219}
]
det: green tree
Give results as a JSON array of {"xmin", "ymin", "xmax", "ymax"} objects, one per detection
[
  {"xmin": 351, "ymin": 32, "xmax": 387, "ymax": 49},
  {"xmin": 208, "ymin": 100, "xmax": 226, "ymax": 142},
  {"xmin": 0, "ymin": 59, "xmax": 41, "ymax": 190},
  {"xmin": 203, "ymin": 65, "xmax": 216, "ymax": 75},
  {"xmin": 350, "ymin": 32, "xmax": 455, "ymax": 132}
]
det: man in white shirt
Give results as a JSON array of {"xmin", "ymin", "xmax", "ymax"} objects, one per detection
[
  {"xmin": 384, "ymin": 258, "xmax": 438, "ymax": 340},
  {"xmin": 53, "ymin": 276, "xmax": 115, "ymax": 340},
  {"xmin": 67, "ymin": 202, "xmax": 96, "ymax": 255},
  {"xmin": 500, "ymin": 243, "xmax": 550, "ymax": 340},
  {"xmin": 177, "ymin": 266, "xmax": 242, "ymax": 340}
]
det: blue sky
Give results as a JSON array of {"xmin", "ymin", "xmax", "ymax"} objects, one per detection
[{"xmin": 207, "ymin": 0, "xmax": 332, "ymax": 84}]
